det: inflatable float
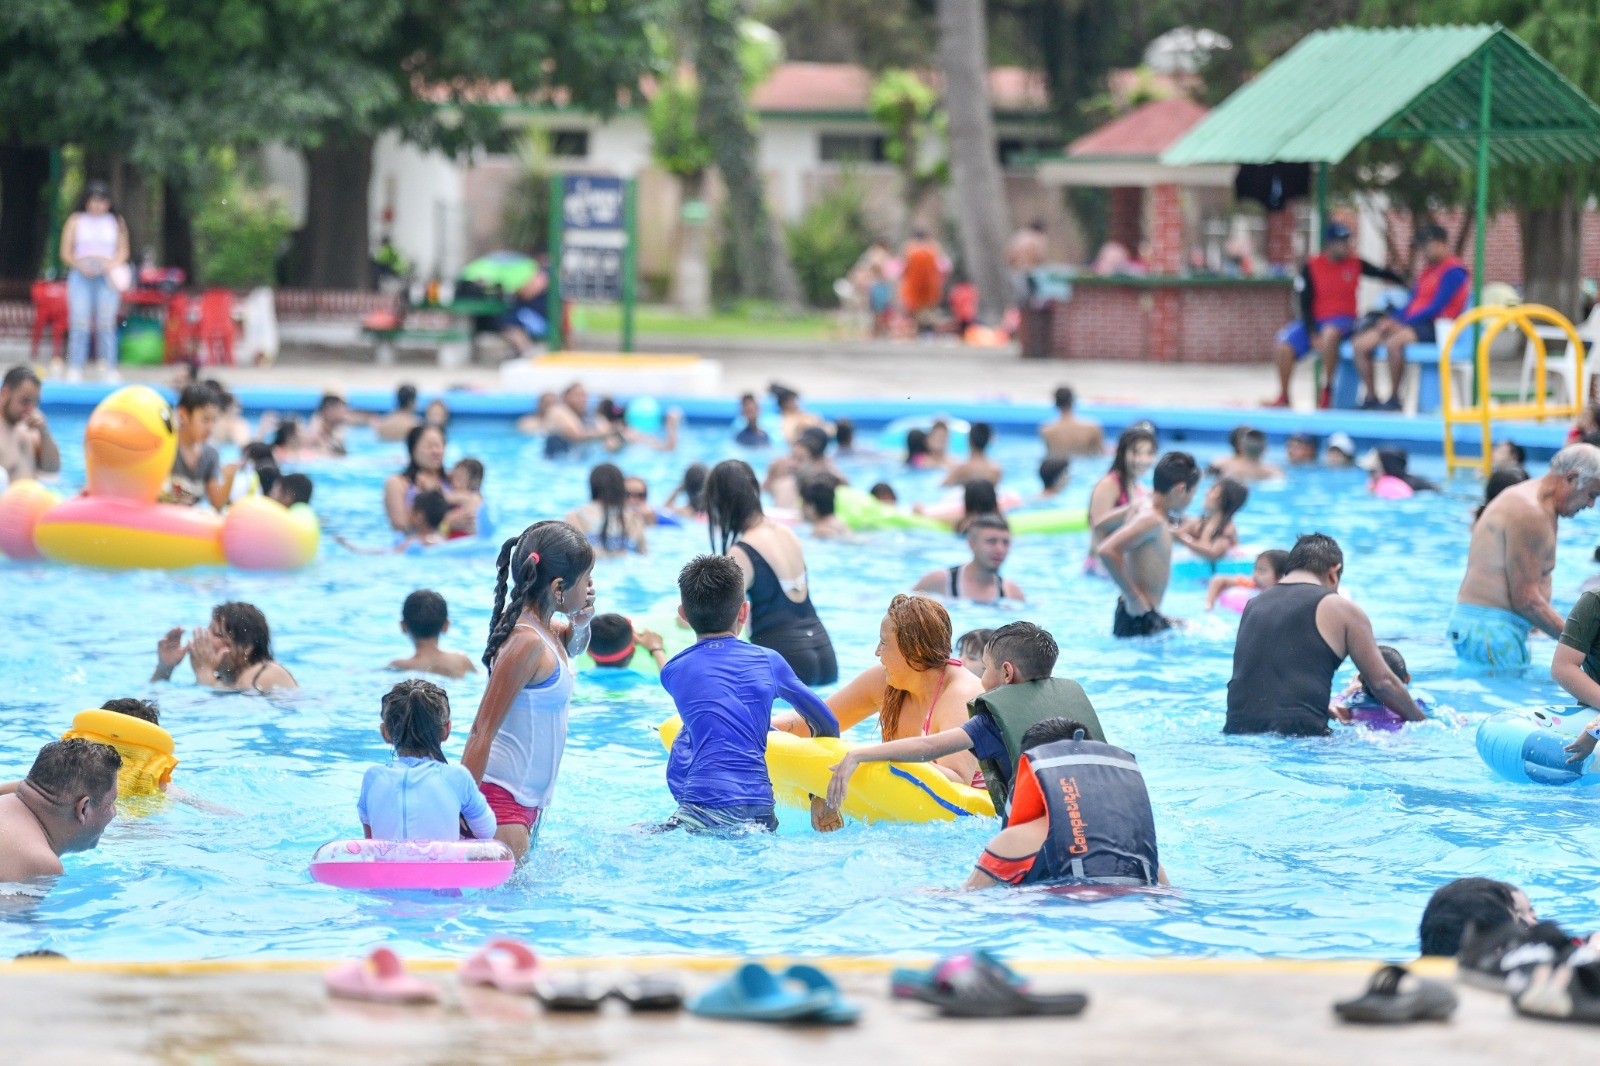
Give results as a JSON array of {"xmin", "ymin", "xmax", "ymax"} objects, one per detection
[
  {"xmin": 574, "ymin": 601, "xmax": 694, "ymax": 677},
  {"xmin": 877, "ymin": 415, "xmax": 970, "ymax": 454},
  {"xmin": 62, "ymin": 708, "xmax": 177, "ymax": 798},
  {"xmin": 658, "ymin": 715, "xmax": 994, "ymax": 823},
  {"xmin": 1338, "ymin": 695, "xmax": 1431, "ymax": 732},
  {"xmin": 1476, "ymin": 705, "xmax": 1600, "ymax": 786},
  {"xmin": 1171, "ymin": 547, "xmax": 1255, "ymax": 584},
  {"xmin": 833, "ymin": 486, "xmax": 1087, "ymax": 536},
  {"xmin": 310, "ymin": 838, "xmax": 516, "ymax": 891},
  {"xmin": 0, "ymin": 386, "xmax": 318, "ymax": 570}
]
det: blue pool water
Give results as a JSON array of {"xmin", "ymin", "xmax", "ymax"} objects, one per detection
[{"xmin": 3, "ymin": 416, "xmax": 1598, "ymax": 961}]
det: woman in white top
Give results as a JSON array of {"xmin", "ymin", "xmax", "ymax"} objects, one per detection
[
  {"xmin": 461, "ymin": 520, "xmax": 595, "ymax": 860},
  {"xmin": 58, "ymin": 181, "xmax": 130, "ymax": 383}
]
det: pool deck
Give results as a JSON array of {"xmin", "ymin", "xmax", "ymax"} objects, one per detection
[{"xmin": 3, "ymin": 956, "xmax": 1591, "ymax": 1065}]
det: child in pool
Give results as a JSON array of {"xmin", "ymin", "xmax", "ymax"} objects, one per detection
[
  {"xmin": 403, "ymin": 490, "xmax": 451, "ymax": 549},
  {"xmin": 443, "ymin": 458, "xmax": 484, "ymax": 538},
  {"xmin": 267, "ymin": 472, "xmax": 313, "ymax": 508},
  {"xmin": 585, "ymin": 613, "xmax": 670, "ymax": 672},
  {"xmin": 1331, "ymin": 645, "xmax": 1424, "ymax": 725},
  {"xmin": 359, "ymin": 680, "xmax": 496, "ymax": 842},
  {"xmin": 1205, "ymin": 549, "xmax": 1289, "ymax": 610},
  {"xmin": 160, "ymin": 383, "xmax": 226, "ymax": 509},
  {"xmin": 1177, "ymin": 477, "xmax": 1248, "ymax": 563},
  {"xmin": 389, "ymin": 590, "xmax": 477, "ymax": 679},
  {"xmin": 956, "ymin": 628, "xmax": 994, "ymax": 676}
]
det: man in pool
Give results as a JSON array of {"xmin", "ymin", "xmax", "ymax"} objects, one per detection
[
  {"xmin": 1039, "ymin": 386, "xmax": 1104, "ymax": 458},
  {"xmin": 0, "ymin": 365, "xmax": 61, "ymax": 482},
  {"xmin": 0, "ymin": 739, "xmax": 119, "ymax": 883},
  {"xmin": 1098, "ymin": 451, "xmax": 1199, "ymax": 637},
  {"xmin": 912, "ymin": 514, "xmax": 1025, "ymax": 604},
  {"xmin": 1209, "ymin": 428, "xmax": 1282, "ymax": 482},
  {"xmin": 1226, "ymin": 533, "xmax": 1423, "ymax": 736},
  {"xmin": 1452, "ymin": 443, "xmax": 1600, "ymax": 669}
]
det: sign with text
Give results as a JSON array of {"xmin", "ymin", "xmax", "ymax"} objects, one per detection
[{"xmin": 560, "ymin": 175, "xmax": 627, "ymax": 303}]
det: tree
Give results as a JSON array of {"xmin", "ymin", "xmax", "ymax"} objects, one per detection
[
  {"xmin": 870, "ymin": 70, "xmax": 946, "ymax": 238},
  {"xmin": 649, "ymin": 73, "xmax": 717, "ymax": 312},
  {"xmin": 936, "ymin": 0, "xmax": 1013, "ymax": 320}
]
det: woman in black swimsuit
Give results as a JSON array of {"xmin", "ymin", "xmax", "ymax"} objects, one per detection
[
  {"xmin": 151, "ymin": 602, "xmax": 296, "ymax": 692},
  {"xmin": 705, "ymin": 459, "xmax": 838, "ymax": 686}
]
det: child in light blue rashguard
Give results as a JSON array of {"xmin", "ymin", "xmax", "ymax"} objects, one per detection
[{"xmin": 359, "ymin": 680, "xmax": 496, "ymax": 841}]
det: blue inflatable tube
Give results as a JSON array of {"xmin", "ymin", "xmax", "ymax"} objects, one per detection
[{"xmin": 1476, "ymin": 705, "xmax": 1600, "ymax": 786}]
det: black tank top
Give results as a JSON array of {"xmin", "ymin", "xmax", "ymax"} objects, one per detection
[
  {"xmin": 948, "ymin": 564, "xmax": 1003, "ymax": 604},
  {"xmin": 737, "ymin": 542, "xmax": 823, "ymax": 638},
  {"xmin": 1225, "ymin": 582, "xmax": 1342, "ymax": 737}
]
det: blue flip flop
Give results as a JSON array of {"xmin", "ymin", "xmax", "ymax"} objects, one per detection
[
  {"xmin": 689, "ymin": 962, "xmax": 835, "ymax": 1023},
  {"xmin": 781, "ymin": 964, "xmax": 861, "ymax": 1025}
]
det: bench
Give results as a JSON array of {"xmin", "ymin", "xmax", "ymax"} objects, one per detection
[
  {"xmin": 360, "ymin": 326, "xmax": 472, "ymax": 369},
  {"xmin": 1330, "ymin": 317, "xmax": 1469, "ymax": 413}
]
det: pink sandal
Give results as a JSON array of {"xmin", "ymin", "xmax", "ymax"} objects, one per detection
[
  {"xmin": 325, "ymin": 946, "xmax": 439, "ymax": 1004},
  {"xmin": 458, "ymin": 938, "xmax": 541, "ymax": 995}
]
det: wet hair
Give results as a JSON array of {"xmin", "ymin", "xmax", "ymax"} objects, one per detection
[
  {"xmin": 178, "ymin": 382, "xmax": 219, "ymax": 413},
  {"xmin": 879, "ymin": 594, "xmax": 954, "ymax": 742},
  {"xmin": 1152, "ymin": 452, "xmax": 1200, "ymax": 494},
  {"xmin": 100, "ymin": 698, "xmax": 159, "ymax": 726},
  {"xmin": 1020, "ymin": 717, "xmax": 1091, "ymax": 752},
  {"xmin": 453, "ymin": 458, "xmax": 484, "ymax": 491},
  {"xmin": 587, "ymin": 613, "xmax": 635, "ymax": 664},
  {"xmin": 1497, "ymin": 440, "xmax": 1526, "ymax": 466},
  {"xmin": 869, "ymin": 481, "xmax": 898, "ymax": 503},
  {"xmin": 1362, "ymin": 645, "xmax": 1409, "ymax": 699},
  {"xmin": 1039, "ymin": 456, "xmax": 1070, "ymax": 490},
  {"xmin": 969, "ymin": 422, "xmax": 992, "ymax": 454},
  {"xmin": 13, "ymin": 949, "xmax": 67, "ymax": 960},
  {"xmin": 1206, "ymin": 476, "xmax": 1249, "ymax": 539},
  {"xmin": 275, "ymin": 473, "xmax": 313, "ymax": 506},
  {"xmin": 411, "ymin": 489, "xmax": 450, "ymax": 533},
  {"xmin": 26, "ymin": 739, "xmax": 121, "ymax": 806},
  {"xmin": 1285, "ymin": 532, "xmax": 1342, "ymax": 578},
  {"xmin": 272, "ymin": 419, "xmax": 301, "ymax": 449},
  {"xmin": 674, "ymin": 462, "xmax": 709, "ymax": 514},
  {"xmin": 962, "ymin": 479, "xmax": 999, "ymax": 518},
  {"xmin": 905, "ymin": 428, "xmax": 930, "ymax": 464},
  {"xmin": 3, "ymin": 365, "xmax": 40, "ymax": 391},
  {"xmin": 483, "ymin": 521, "xmax": 595, "ymax": 669},
  {"xmin": 587, "ymin": 463, "xmax": 628, "ymax": 546},
  {"xmin": 1257, "ymin": 549, "xmax": 1291, "ymax": 579},
  {"xmin": 596, "ymin": 397, "xmax": 624, "ymax": 424},
  {"xmin": 396, "ymin": 384, "xmax": 418, "ymax": 410},
  {"xmin": 401, "ymin": 589, "xmax": 449, "ymax": 640},
  {"xmin": 985, "ymin": 621, "xmax": 1058, "ymax": 682},
  {"xmin": 1419, "ymin": 878, "xmax": 1524, "ymax": 956},
  {"xmin": 402, "ymin": 424, "xmax": 446, "ymax": 480},
  {"xmin": 705, "ymin": 460, "xmax": 764, "ymax": 555},
  {"xmin": 966, "ymin": 513, "xmax": 1010, "ymax": 538},
  {"xmin": 1054, "ymin": 386, "xmax": 1075, "ymax": 410},
  {"xmin": 678, "ymin": 554, "xmax": 746, "ymax": 634},
  {"xmin": 1475, "ymin": 465, "xmax": 1529, "ymax": 523},
  {"xmin": 1107, "ymin": 426, "xmax": 1158, "ymax": 497},
  {"xmin": 242, "ymin": 442, "xmax": 275, "ymax": 467},
  {"xmin": 956, "ymin": 627, "xmax": 994, "ymax": 663},
  {"xmin": 1240, "ymin": 428, "xmax": 1267, "ymax": 458},
  {"xmin": 255, "ymin": 464, "xmax": 281, "ymax": 497},
  {"xmin": 1376, "ymin": 447, "xmax": 1438, "ymax": 492},
  {"xmin": 834, "ymin": 418, "xmax": 855, "ymax": 449},
  {"xmin": 1227, "ymin": 425, "xmax": 1250, "ymax": 455},
  {"xmin": 798, "ymin": 474, "xmax": 840, "ymax": 518},
  {"xmin": 380, "ymin": 679, "xmax": 450, "ymax": 763},
  {"xmin": 769, "ymin": 383, "xmax": 799, "ymax": 410},
  {"xmin": 795, "ymin": 426, "xmax": 830, "ymax": 460},
  {"xmin": 209, "ymin": 383, "xmax": 238, "ymax": 412},
  {"xmin": 317, "ymin": 393, "xmax": 345, "ymax": 415},
  {"xmin": 212, "ymin": 602, "xmax": 272, "ymax": 666}
]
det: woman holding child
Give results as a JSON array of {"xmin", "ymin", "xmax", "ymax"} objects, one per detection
[{"xmin": 384, "ymin": 425, "xmax": 476, "ymax": 537}]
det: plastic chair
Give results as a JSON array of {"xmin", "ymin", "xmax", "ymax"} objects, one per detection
[
  {"xmin": 1519, "ymin": 304, "xmax": 1600, "ymax": 405},
  {"xmin": 163, "ymin": 293, "xmax": 194, "ymax": 363},
  {"xmin": 195, "ymin": 289, "xmax": 236, "ymax": 366},
  {"xmin": 29, "ymin": 280, "xmax": 68, "ymax": 361}
]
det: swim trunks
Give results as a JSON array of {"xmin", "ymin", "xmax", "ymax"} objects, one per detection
[
  {"xmin": 1448, "ymin": 602, "xmax": 1532, "ymax": 669},
  {"xmin": 480, "ymin": 780, "xmax": 542, "ymax": 830},
  {"xmin": 1276, "ymin": 315, "xmax": 1356, "ymax": 358},
  {"xmin": 1113, "ymin": 598, "xmax": 1172, "ymax": 639},
  {"xmin": 659, "ymin": 802, "xmax": 778, "ymax": 833}
]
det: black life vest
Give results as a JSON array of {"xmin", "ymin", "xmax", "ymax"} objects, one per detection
[{"xmin": 1009, "ymin": 736, "xmax": 1159, "ymax": 886}]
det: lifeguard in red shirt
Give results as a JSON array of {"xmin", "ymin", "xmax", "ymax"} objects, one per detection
[{"xmin": 1351, "ymin": 224, "xmax": 1470, "ymax": 411}]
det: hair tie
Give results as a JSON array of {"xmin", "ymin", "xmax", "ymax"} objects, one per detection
[{"xmin": 529, "ymin": 551, "xmax": 540, "ymax": 565}]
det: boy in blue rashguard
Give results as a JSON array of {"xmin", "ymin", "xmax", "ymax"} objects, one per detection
[{"xmin": 659, "ymin": 554, "xmax": 839, "ymax": 832}]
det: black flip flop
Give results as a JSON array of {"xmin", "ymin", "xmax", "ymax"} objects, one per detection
[
  {"xmin": 612, "ymin": 973, "xmax": 685, "ymax": 1012},
  {"xmin": 535, "ymin": 973, "xmax": 608, "ymax": 1011},
  {"xmin": 1334, "ymin": 965, "xmax": 1457, "ymax": 1024},
  {"xmin": 908, "ymin": 953, "xmax": 1087, "ymax": 1019},
  {"xmin": 1515, "ymin": 954, "xmax": 1600, "ymax": 1024}
]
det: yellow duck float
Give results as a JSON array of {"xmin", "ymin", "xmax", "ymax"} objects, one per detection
[{"xmin": 0, "ymin": 385, "xmax": 318, "ymax": 570}]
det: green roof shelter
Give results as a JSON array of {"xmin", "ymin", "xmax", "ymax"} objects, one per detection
[{"xmin": 1162, "ymin": 24, "xmax": 1600, "ymax": 312}]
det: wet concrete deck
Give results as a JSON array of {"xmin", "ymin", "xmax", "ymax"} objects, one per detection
[{"xmin": 1, "ymin": 956, "xmax": 1590, "ymax": 1065}]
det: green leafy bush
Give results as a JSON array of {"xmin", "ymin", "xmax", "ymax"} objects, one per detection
[
  {"xmin": 785, "ymin": 180, "xmax": 870, "ymax": 309},
  {"xmin": 193, "ymin": 178, "xmax": 293, "ymax": 288}
]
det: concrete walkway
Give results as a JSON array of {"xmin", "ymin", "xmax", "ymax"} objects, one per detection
[{"xmin": 1, "ymin": 956, "xmax": 1590, "ymax": 1065}]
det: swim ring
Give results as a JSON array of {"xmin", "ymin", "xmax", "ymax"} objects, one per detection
[
  {"xmin": 61, "ymin": 708, "xmax": 177, "ymax": 798},
  {"xmin": 1217, "ymin": 585, "xmax": 1256, "ymax": 613},
  {"xmin": 920, "ymin": 489, "xmax": 1024, "ymax": 524},
  {"xmin": 877, "ymin": 415, "xmax": 970, "ymax": 454},
  {"xmin": 309, "ymin": 838, "xmax": 516, "ymax": 891},
  {"xmin": 657, "ymin": 715, "xmax": 995, "ymax": 823},
  {"xmin": 1371, "ymin": 475, "xmax": 1414, "ymax": 500},
  {"xmin": 0, "ymin": 387, "xmax": 319, "ymax": 570},
  {"xmin": 1006, "ymin": 508, "xmax": 1089, "ymax": 535},
  {"xmin": 834, "ymin": 485, "xmax": 948, "ymax": 533},
  {"xmin": 1339, "ymin": 695, "xmax": 1430, "ymax": 732},
  {"xmin": 1476, "ymin": 706, "xmax": 1600, "ymax": 786}
]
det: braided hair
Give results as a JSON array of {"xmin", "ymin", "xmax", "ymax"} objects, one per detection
[
  {"xmin": 381, "ymin": 679, "xmax": 450, "ymax": 763},
  {"xmin": 482, "ymin": 520, "xmax": 595, "ymax": 669}
]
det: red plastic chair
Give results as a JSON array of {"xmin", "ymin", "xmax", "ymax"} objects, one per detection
[
  {"xmin": 30, "ymin": 281, "xmax": 68, "ymax": 360},
  {"xmin": 163, "ymin": 293, "xmax": 194, "ymax": 363},
  {"xmin": 195, "ymin": 289, "xmax": 236, "ymax": 366}
]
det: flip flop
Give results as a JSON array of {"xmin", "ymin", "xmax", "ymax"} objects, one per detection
[
  {"xmin": 890, "ymin": 950, "xmax": 1022, "ymax": 1000},
  {"xmin": 909, "ymin": 953, "xmax": 1087, "ymax": 1018},
  {"xmin": 1333, "ymin": 965, "xmax": 1457, "ymax": 1024},
  {"xmin": 458, "ymin": 939, "xmax": 540, "ymax": 995},
  {"xmin": 325, "ymin": 946, "xmax": 439, "ymax": 1005},
  {"xmin": 781, "ymin": 964, "xmax": 860, "ymax": 1025},
  {"xmin": 535, "ymin": 972, "xmax": 609, "ymax": 1011},
  {"xmin": 1515, "ymin": 954, "xmax": 1600, "ymax": 1024},
  {"xmin": 688, "ymin": 962, "xmax": 835, "ymax": 1022},
  {"xmin": 612, "ymin": 973, "xmax": 685, "ymax": 1012}
]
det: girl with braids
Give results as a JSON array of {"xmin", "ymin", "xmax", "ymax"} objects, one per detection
[
  {"xmin": 1177, "ymin": 476, "xmax": 1249, "ymax": 562},
  {"xmin": 358, "ymin": 680, "xmax": 496, "ymax": 842},
  {"xmin": 565, "ymin": 462, "xmax": 648, "ymax": 555},
  {"xmin": 461, "ymin": 521, "xmax": 595, "ymax": 858},
  {"xmin": 704, "ymin": 459, "xmax": 837, "ymax": 686},
  {"xmin": 152, "ymin": 602, "xmax": 296, "ymax": 692},
  {"xmin": 1086, "ymin": 424, "xmax": 1158, "ymax": 575}
]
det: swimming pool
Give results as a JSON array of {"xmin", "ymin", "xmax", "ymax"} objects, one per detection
[{"xmin": 3, "ymin": 416, "xmax": 1597, "ymax": 962}]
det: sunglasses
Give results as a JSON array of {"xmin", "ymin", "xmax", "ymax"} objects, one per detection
[{"xmin": 627, "ymin": 490, "xmax": 647, "ymax": 500}]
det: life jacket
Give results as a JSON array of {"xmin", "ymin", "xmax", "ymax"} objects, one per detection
[
  {"xmin": 1306, "ymin": 254, "xmax": 1362, "ymax": 321},
  {"xmin": 1009, "ymin": 735, "xmax": 1159, "ymax": 886},
  {"xmin": 1404, "ymin": 255, "xmax": 1468, "ymax": 321},
  {"xmin": 966, "ymin": 678, "xmax": 1104, "ymax": 816},
  {"xmin": 62, "ymin": 709, "xmax": 178, "ymax": 798}
]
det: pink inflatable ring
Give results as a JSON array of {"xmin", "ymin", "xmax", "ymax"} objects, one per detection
[{"xmin": 310, "ymin": 838, "xmax": 515, "ymax": 891}]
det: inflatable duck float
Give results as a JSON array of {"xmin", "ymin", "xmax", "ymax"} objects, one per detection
[{"xmin": 0, "ymin": 385, "xmax": 318, "ymax": 570}]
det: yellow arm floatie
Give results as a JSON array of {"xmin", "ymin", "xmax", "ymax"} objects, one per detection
[{"xmin": 62, "ymin": 709, "xmax": 178, "ymax": 798}]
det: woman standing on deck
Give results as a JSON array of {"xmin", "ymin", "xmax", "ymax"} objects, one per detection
[{"xmin": 58, "ymin": 181, "xmax": 130, "ymax": 383}]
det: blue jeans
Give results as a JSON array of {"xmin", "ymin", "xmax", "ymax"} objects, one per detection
[{"xmin": 67, "ymin": 269, "xmax": 119, "ymax": 370}]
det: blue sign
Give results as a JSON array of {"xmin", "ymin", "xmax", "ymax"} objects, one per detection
[{"xmin": 561, "ymin": 175, "xmax": 627, "ymax": 302}]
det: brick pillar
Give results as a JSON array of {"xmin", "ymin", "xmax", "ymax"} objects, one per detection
[
  {"xmin": 1150, "ymin": 289, "xmax": 1180, "ymax": 362},
  {"xmin": 1109, "ymin": 187, "xmax": 1144, "ymax": 252},
  {"xmin": 1149, "ymin": 184, "xmax": 1183, "ymax": 275},
  {"xmin": 1265, "ymin": 207, "xmax": 1297, "ymax": 269}
]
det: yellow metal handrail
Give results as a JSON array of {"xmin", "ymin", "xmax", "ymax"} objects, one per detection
[{"xmin": 1440, "ymin": 304, "xmax": 1585, "ymax": 476}]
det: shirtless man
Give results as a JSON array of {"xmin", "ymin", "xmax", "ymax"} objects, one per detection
[
  {"xmin": 1209, "ymin": 427, "xmax": 1283, "ymax": 482},
  {"xmin": 544, "ymin": 383, "xmax": 610, "ymax": 458},
  {"xmin": 942, "ymin": 422, "xmax": 1003, "ymax": 486},
  {"xmin": 1039, "ymin": 387, "xmax": 1104, "ymax": 459},
  {"xmin": 0, "ymin": 739, "xmax": 119, "ymax": 883},
  {"xmin": 0, "ymin": 366, "xmax": 61, "ymax": 482},
  {"xmin": 1451, "ymin": 443, "xmax": 1600, "ymax": 669},
  {"xmin": 1097, "ymin": 452, "xmax": 1199, "ymax": 637},
  {"xmin": 373, "ymin": 384, "xmax": 422, "ymax": 442},
  {"xmin": 914, "ymin": 514, "xmax": 1025, "ymax": 604}
]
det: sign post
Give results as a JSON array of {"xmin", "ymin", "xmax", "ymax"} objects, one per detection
[{"xmin": 550, "ymin": 173, "xmax": 637, "ymax": 353}]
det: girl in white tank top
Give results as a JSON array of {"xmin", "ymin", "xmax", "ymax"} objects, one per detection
[{"xmin": 73, "ymin": 213, "xmax": 121, "ymax": 264}]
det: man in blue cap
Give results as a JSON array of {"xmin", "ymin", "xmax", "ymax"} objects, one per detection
[{"xmin": 1270, "ymin": 222, "xmax": 1406, "ymax": 409}]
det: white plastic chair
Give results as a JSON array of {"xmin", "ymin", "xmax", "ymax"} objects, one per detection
[{"xmin": 1520, "ymin": 304, "xmax": 1600, "ymax": 404}]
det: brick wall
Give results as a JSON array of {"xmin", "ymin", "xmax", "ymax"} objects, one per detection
[
  {"xmin": 1037, "ymin": 280, "xmax": 1292, "ymax": 363},
  {"xmin": 1381, "ymin": 209, "xmax": 1600, "ymax": 286}
]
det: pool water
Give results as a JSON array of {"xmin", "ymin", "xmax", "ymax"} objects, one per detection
[{"xmin": 3, "ymin": 416, "xmax": 1598, "ymax": 962}]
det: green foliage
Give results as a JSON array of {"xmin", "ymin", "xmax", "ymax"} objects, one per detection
[
  {"xmin": 649, "ymin": 74, "xmax": 715, "ymax": 180},
  {"xmin": 500, "ymin": 133, "xmax": 553, "ymax": 255},
  {"xmin": 785, "ymin": 179, "xmax": 870, "ymax": 308},
  {"xmin": 869, "ymin": 70, "xmax": 938, "ymax": 167},
  {"xmin": 193, "ymin": 171, "xmax": 294, "ymax": 288}
]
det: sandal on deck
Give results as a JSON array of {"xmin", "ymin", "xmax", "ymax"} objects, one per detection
[
  {"xmin": 890, "ymin": 950, "xmax": 1021, "ymax": 1000},
  {"xmin": 905, "ymin": 952, "xmax": 1087, "ymax": 1018},
  {"xmin": 325, "ymin": 946, "xmax": 439, "ymax": 1005},
  {"xmin": 688, "ymin": 962, "xmax": 835, "ymax": 1022},
  {"xmin": 535, "ymin": 972, "xmax": 610, "ymax": 1011},
  {"xmin": 458, "ymin": 939, "xmax": 541, "ymax": 995},
  {"xmin": 781, "ymin": 964, "xmax": 860, "ymax": 1025},
  {"xmin": 1515, "ymin": 957, "xmax": 1600, "ymax": 1024},
  {"xmin": 1333, "ymin": 965, "xmax": 1456, "ymax": 1024},
  {"xmin": 612, "ymin": 973, "xmax": 685, "ymax": 1012}
]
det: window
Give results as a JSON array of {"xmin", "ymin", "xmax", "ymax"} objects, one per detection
[
  {"xmin": 549, "ymin": 129, "xmax": 590, "ymax": 159},
  {"xmin": 819, "ymin": 133, "xmax": 887, "ymax": 164},
  {"xmin": 997, "ymin": 137, "xmax": 1056, "ymax": 167}
]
